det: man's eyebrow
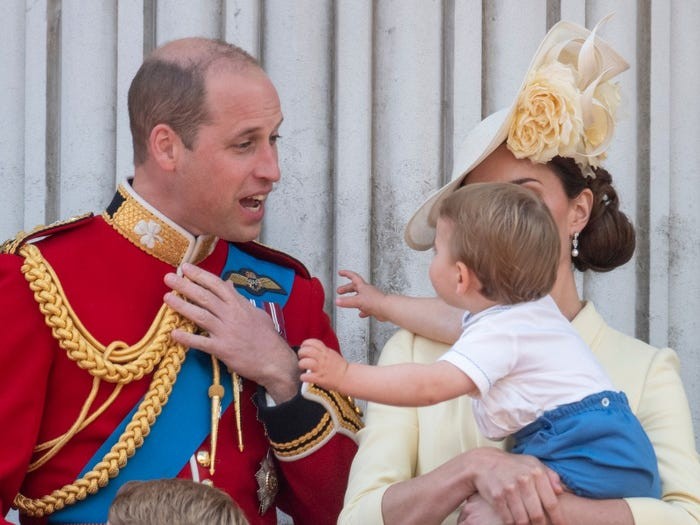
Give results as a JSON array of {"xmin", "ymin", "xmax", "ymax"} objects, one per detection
[{"xmin": 235, "ymin": 118, "xmax": 284, "ymax": 137}]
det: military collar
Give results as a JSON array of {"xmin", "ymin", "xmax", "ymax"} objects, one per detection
[{"xmin": 102, "ymin": 181, "xmax": 218, "ymax": 267}]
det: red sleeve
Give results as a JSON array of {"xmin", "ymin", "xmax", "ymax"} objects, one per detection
[{"xmin": 0, "ymin": 254, "xmax": 55, "ymax": 520}]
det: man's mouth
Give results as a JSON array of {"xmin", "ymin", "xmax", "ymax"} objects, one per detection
[{"xmin": 240, "ymin": 194, "xmax": 267, "ymax": 210}]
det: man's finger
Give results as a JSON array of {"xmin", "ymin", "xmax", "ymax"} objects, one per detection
[
  {"xmin": 170, "ymin": 327, "xmax": 211, "ymax": 351},
  {"xmin": 164, "ymin": 273, "xmax": 220, "ymax": 312},
  {"xmin": 164, "ymin": 290, "xmax": 219, "ymax": 330},
  {"xmin": 180, "ymin": 262, "xmax": 244, "ymax": 303}
]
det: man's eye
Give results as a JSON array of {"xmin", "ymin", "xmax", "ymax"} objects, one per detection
[
  {"xmin": 236, "ymin": 141, "xmax": 252, "ymax": 150},
  {"xmin": 270, "ymin": 134, "xmax": 281, "ymax": 144}
]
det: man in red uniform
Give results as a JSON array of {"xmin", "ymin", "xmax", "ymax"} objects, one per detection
[{"xmin": 0, "ymin": 37, "xmax": 360, "ymax": 525}]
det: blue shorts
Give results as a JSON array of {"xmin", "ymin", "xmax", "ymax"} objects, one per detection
[{"xmin": 511, "ymin": 391, "xmax": 660, "ymax": 499}]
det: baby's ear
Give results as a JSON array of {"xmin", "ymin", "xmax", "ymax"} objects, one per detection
[
  {"xmin": 456, "ymin": 262, "xmax": 482, "ymax": 295},
  {"xmin": 455, "ymin": 261, "xmax": 470, "ymax": 292}
]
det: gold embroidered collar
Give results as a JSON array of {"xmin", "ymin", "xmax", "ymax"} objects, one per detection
[{"xmin": 102, "ymin": 181, "xmax": 217, "ymax": 267}]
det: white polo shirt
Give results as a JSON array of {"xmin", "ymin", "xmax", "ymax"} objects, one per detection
[{"xmin": 439, "ymin": 294, "xmax": 613, "ymax": 440}]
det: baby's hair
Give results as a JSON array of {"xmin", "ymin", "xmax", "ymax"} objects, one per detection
[
  {"xmin": 438, "ymin": 182, "xmax": 559, "ymax": 303},
  {"xmin": 108, "ymin": 478, "xmax": 249, "ymax": 525}
]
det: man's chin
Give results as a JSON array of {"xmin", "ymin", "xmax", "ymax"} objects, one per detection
[{"xmin": 220, "ymin": 225, "xmax": 263, "ymax": 244}]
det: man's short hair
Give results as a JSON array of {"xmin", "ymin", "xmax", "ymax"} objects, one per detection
[{"xmin": 127, "ymin": 38, "xmax": 259, "ymax": 165}]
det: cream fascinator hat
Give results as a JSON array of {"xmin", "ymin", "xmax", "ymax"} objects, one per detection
[{"xmin": 405, "ymin": 17, "xmax": 630, "ymax": 251}]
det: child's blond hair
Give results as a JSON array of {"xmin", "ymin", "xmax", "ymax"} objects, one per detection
[
  {"xmin": 107, "ymin": 478, "xmax": 249, "ymax": 525},
  {"xmin": 439, "ymin": 182, "xmax": 559, "ymax": 304}
]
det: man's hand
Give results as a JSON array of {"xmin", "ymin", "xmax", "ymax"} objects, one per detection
[{"xmin": 164, "ymin": 263, "xmax": 299, "ymax": 403}]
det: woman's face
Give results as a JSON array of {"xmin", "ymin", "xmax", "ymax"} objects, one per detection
[{"xmin": 464, "ymin": 144, "xmax": 584, "ymax": 268}]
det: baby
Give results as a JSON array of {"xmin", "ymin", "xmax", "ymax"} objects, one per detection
[{"xmin": 299, "ymin": 182, "xmax": 660, "ymax": 499}]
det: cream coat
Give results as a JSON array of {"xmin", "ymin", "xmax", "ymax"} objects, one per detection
[{"xmin": 339, "ymin": 302, "xmax": 700, "ymax": 525}]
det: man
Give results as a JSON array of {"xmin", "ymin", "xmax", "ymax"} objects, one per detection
[{"xmin": 0, "ymin": 38, "xmax": 360, "ymax": 525}]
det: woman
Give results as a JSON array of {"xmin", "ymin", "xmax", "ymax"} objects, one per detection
[{"xmin": 338, "ymin": 20, "xmax": 700, "ymax": 525}]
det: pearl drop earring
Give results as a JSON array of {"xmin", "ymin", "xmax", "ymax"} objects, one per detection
[{"xmin": 571, "ymin": 232, "xmax": 580, "ymax": 258}]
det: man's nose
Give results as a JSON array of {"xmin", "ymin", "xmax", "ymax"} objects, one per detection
[{"xmin": 255, "ymin": 143, "xmax": 281, "ymax": 182}]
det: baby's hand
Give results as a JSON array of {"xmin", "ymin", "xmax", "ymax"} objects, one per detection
[
  {"xmin": 336, "ymin": 270, "xmax": 389, "ymax": 321},
  {"xmin": 298, "ymin": 338, "xmax": 349, "ymax": 391}
]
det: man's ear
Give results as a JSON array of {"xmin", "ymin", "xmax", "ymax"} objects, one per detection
[{"xmin": 148, "ymin": 123, "xmax": 182, "ymax": 171}]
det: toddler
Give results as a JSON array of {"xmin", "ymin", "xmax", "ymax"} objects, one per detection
[{"xmin": 299, "ymin": 182, "xmax": 660, "ymax": 499}]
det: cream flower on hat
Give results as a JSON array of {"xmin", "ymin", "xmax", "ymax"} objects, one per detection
[
  {"xmin": 508, "ymin": 61, "xmax": 584, "ymax": 164},
  {"xmin": 404, "ymin": 17, "xmax": 629, "ymax": 251},
  {"xmin": 506, "ymin": 15, "xmax": 623, "ymax": 176}
]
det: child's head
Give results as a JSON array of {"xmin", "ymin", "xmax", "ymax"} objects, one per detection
[
  {"xmin": 435, "ymin": 182, "xmax": 559, "ymax": 304},
  {"xmin": 107, "ymin": 478, "xmax": 249, "ymax": 525}
]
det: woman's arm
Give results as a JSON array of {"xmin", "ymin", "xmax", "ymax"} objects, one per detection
[
  {"xmin": 335, "ymin": 269, "xmax": 463, "ymax": 344},
  {"xmin": 382, "ymin": 447, "xmax": 564, "ymax": 525},
  {"xmin": 458, "ymin": 493, "xmax": 634, "ymax": 525},
  {"xmin": 459, "ymin": 493, "xmax": 634, "ymax": 525}
]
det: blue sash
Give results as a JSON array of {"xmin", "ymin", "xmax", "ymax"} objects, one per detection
[{"xmin": 50, "ymin": 244, "xmax": 293, "ymax": 523}]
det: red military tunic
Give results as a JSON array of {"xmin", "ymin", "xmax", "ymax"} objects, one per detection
[{"xmin": 0, "ymin": 182, "xmax": 361, "ymax": 524}]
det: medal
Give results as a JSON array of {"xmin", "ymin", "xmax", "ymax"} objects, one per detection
[{"xmin": 255, "ymin": 450, "xmax": 279, "ymax": 515}]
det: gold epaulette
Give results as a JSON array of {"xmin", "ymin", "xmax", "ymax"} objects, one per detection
[{"xmin": 0, "ymin": 213, "xmax": 93, "ymax": 255}]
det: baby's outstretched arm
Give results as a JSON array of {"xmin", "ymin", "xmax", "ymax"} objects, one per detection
[
  {"xmin": 335, "ymin": 270, "xmax": 391, "ymax": 321},
  {"xmin": 298, "ymin": 339, "xmax": 350, "ymax": 391},
  {"xmin": 336, "ymin": 269, "xmax": 463, "ymax": 344},
  {"xmin": 299, "ymin": 338, "xmax": 477, "ymax": 405}
]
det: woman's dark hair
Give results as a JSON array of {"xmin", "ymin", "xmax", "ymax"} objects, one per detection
[{"xmin": 548, "ymin": 156, "xmax": 635, "ymax": 272}]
